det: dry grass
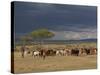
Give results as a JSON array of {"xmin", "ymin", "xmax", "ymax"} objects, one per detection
[
  {"xmin": 15, "ymin": 42, "xmax": 97, "ymax": 51},
  {"xmin": 13, "ymin": 43, "xmax": 97, "ymax": 74},
  {"xmin": 13, "ymin": 51, "xmax": 97, "ymax": 74}
]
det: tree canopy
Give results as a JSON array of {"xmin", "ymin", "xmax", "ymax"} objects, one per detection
[
  {"xmin": 30, "ymin": 29, "xmax": 54, "ymax": 40},
  {"xmin": 19, "ymin": 29, "xmax": 55, "ymax": 45}
]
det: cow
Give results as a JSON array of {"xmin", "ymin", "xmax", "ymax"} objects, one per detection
[
  {"xmin": 71, "ymin": 48, "xmax": 79, "ymax": 56},
  {"xmin": 45, "ymin": 49, "xmax": 54, "ymax": 56},
  {"xmin": 90, "ymin": 48, "xmax": 97, "ymax": 55},
  {"xmin": 21, "ymin": 46, "xmax": 26, "ymax": 58},
  {"xmin": 84, "ymin": 48, "xmax": 91, "ymax": 55},
  {"xmin": 65, "ymin": 48, "xmax": 71, "ymax": 56},
  {"xmin": 39, "ymin": 49, "xmax": 47, "ymax": 60},
  {"xmin": 32, "ymin": 51, "xmax": 40, "ymax": 58},
  {"xmin": 79, "ymin": 48, "xmax": 87, "ymax": 56},
  {"xmin": 56, "ymin": 50, "xmax": 61, "ymax": 56},
  {"xmin": 26, "ymin": 47, "xmax": 31, "ymax": 54},
  {"xmin": 56, "ymin": 49, "xmax": 67, "ymax": 56},
  {"xmin": 39, "ymin": 48, "xmax": 57, "ymax": 59}
]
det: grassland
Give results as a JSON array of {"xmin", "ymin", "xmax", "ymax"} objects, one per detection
[{"xmin": 13, "ymin": 42, "xmax": 97, "ymax": 74}]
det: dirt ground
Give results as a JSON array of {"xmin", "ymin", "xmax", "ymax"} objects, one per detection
[{"xmin": 13, "ymin": 51, "xmax": 97, "ymax": 74}]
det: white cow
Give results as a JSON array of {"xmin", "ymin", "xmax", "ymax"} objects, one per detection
[
  {"xmin": 56, "ymin": 51, "xmax": 60, "ymax": 56},
  {"xmin": 56, "ymin": 50, "xmax": 67, "ymax": 56},
  {"xmin": 32, "ymin": 51, "xmax": 40, "ymax": 58}
]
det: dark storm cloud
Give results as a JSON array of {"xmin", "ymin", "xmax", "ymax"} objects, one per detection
[{"xmin": 14, "ymin": 1, "xmax": 97, "ymax": 40}]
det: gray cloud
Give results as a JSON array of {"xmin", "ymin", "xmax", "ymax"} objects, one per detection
[
  {"xmin": 50, "ymin": 30, "xmax": 97, "ymax": 40},
  {"xmin": 14, "ymin": 1, "xmax": 97, "ymax": 40}
]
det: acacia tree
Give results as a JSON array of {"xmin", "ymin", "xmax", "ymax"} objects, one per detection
[
  {"xmin": 30, "ymin": 29, "xmax": 54, "ymax": 45},
  {"xmin": 20, "ymin": 28, "xmax": 54, "ymax": 49}
]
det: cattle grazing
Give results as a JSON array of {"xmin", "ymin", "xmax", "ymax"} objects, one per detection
[
  {"xmin": 45, "ymin": 49, "xmax": 54, "ymax": 56},
  {"xmin": 65, "ymin": 48, "xmax": 71, "ymax": 56},
  {"xmin": 39, "ymin": 49, "xmax": 46, "ymax": 60},
  {"xmin": 26, "ymin": 47, "xmax": 31, "ymax": 54},
  {"xmin": 94, "ymin": 48, "xmax": 97, "ymax": 54},
  {"xmin": 79, "ymin": 48, "xmax": 87, "ymax": 56},
  {"xmin": 32, "ymin": 51, "xmax": 40, "ymax": 58},
  {"xmin": 20, "ymin": 47, "xmax": 30, "ymax": 57},
  {"xmin": 21, "ymin": 46, "xmax": 26, "ymax": 58},
  {"xmin": 71, "ymin": 48, "xmax": 79, "ymax": 56},
  {"xmin": 84, "ymin": 48, "xmax": 91, "ymax": 55},
  {"xmin": 56, "ymin": 50, "xmax": 60, "ymax": 56},
  {"xmin": 24, "ymin": 50, "xmax": 27, "ymax": 55},
  {"xmin": 27, "ymin": 51, "xmax": 31, "ymax": 54},
  {"xmin": 56, "ymin": 49, "xmax": 68, "ymax": 56},
  {"xmin": 20, "ymin": 45, "xmax": 97, "ymax": 59},
  {"xmin": 59, "ymin": 50, "xmax": 65, "ymax": 56},
  {"xmin": 90, "ymin": 48, "xmax": 97, "ymax": 55},
  {"xmin": 55, "ymin": 50, "xmax": 63, "ymax": 56}
]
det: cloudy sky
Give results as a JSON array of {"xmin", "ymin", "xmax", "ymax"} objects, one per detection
[{"xmin": 14, "ymin": 1, "xmax": 97, "ymax": 40}]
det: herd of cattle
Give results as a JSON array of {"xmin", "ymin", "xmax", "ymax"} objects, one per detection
[{"xmin": 19, "ymin": 46, "xmax": 97, "ymax": 59}]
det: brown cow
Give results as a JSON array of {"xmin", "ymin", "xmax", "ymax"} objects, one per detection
[
  {"xmin": 79, "ymin": 48, "xmax": 87, "ymax": 56},
  {"xmin": 39, "ymin": 48, "xmax": 47, "ymax": 60},
  {"xmin": 21, "ymin": 46, "xmax": 26, "ymax": 58},
  {"xmin": 71, "ymin": 48, "xmax": 79, "ymax": 56},
  {"xmin": 90, "ymin": 48, "xmax": 97, "ymax": 55}
]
